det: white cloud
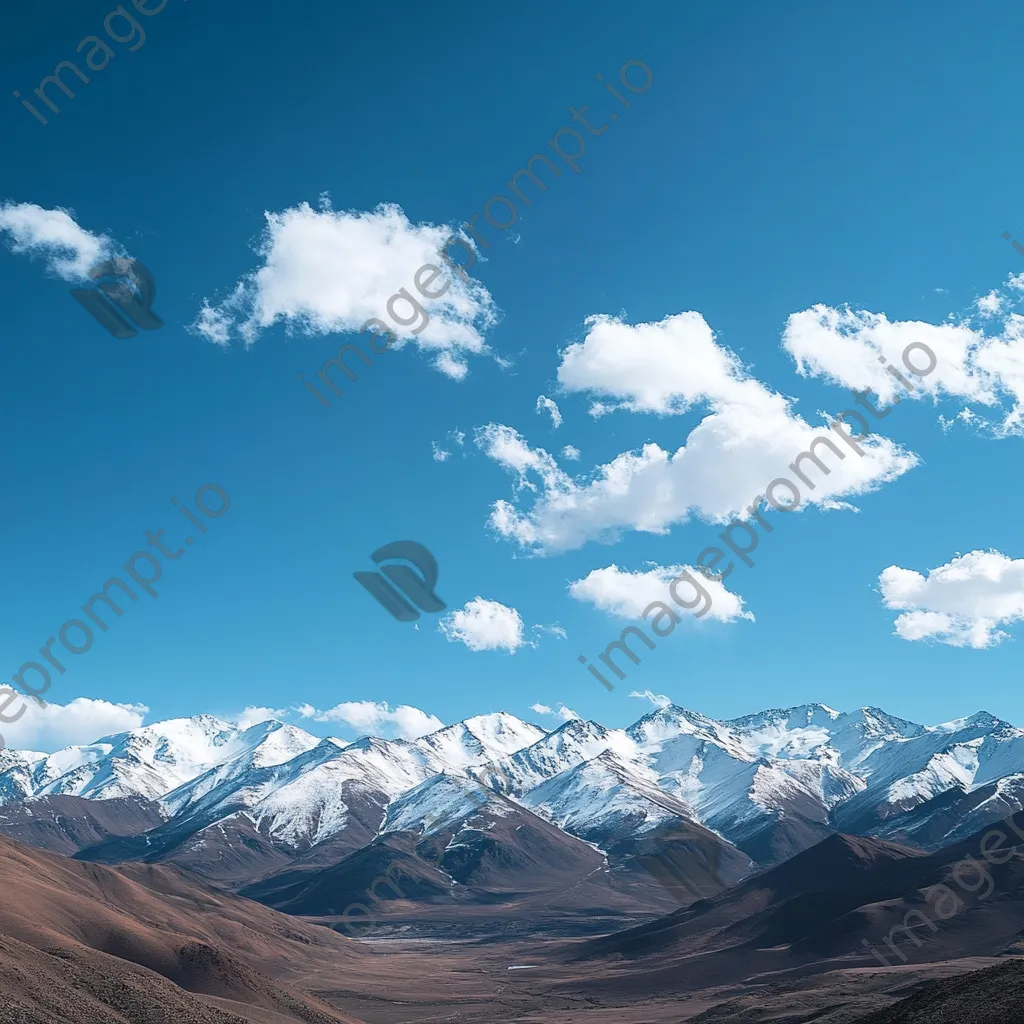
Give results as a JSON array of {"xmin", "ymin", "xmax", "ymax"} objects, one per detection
[
  {"xmin": 0, "ymin": 202, "xmax": 116, "ymax": 281},
  {"xmin": 938, "ymin": 407, "xmax": 979, "ymax": 433},
  {"xmin": 977, "ymin": 290, "xmax": 1005, "ymax": 318},
  {"xmin": 298, "ymin": 699, "xmax": 443, "ymax": 740},
  {"xmin": 629, "ymin": 689, "xmax": 672, "ymax": 709},
  {"xmin": 533, "ymin": 623, "xmax": 568, "ymax": 640},
  {"xmin": 536, "ymin": 395, "xmax": 563, "ymax": 428},
  {"xmin": 438, "ymin": 597, "xmax": 527, "ymax": 653},
  {"xmin": 782, "ymin": 302, "xmax": 1024, "ymax": 435},
  {"xmin": 879, "ymin": 550, "xmax": 1024, "ymax": 648},
  {"xmin": 1, "ymin": 697, "xmax": 148, "ymax": 752},
  {"xmin": 559, "ymin": 311, "xmax": 755, "ymax": 417},
  {"xmin": 233, "ymin": 706, "xmax": 286, "ymax": 730},
  {"xmin": 191, "ymin": 201, "xmax": 499, "ymax": 379},
  {"xmin": 431, "ymin": 441, "xmax": 451, "ymax": 462},
  {"xmin": 478, "ymin": 312, "xmax": 917, "ymax": 554},
  {"xmin": 561, "ymin": 444, "xmax": 581, "ymax": 460},
  {"xmin": 449, "ymin": 428, "xmax": 466, "ymax": 447},
  {"xmin": 569, "ymin": 563, "xmax": 754, "ymax": 624},
  {"xmin": 530, "ymin": 702, "xmax": 579, "ymax": 722},
  {"xmin": 191, "ymin": 302, "xmax": 232, "ymax": 347}
]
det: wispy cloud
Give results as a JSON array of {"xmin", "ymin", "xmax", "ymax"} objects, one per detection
[
  {"xmin": 233, "ymin": 706, "xmax": 288, "ymax": 730},
  {"xmin": 629, "ymin": 689, "xmax": 672, "ymax": 709},
  {"xmin": 0, "ymin": 202, "xmax": 116, "ymax": 281},
  {"xmin": 536, "ymin": 394, "xmax": 563, "ymax": 428},
  {"xmin": 529, "ymin": 702, "xmax": 579, "ymax": 722}
]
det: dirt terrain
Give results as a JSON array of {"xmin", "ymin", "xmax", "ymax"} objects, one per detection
[{"xmin": 2, "ymin": 823, "xmax": 1024, "ymax": 1023}]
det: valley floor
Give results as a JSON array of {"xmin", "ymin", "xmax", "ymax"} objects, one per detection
[{"xmin": 297, "ymin": 933, "xmax": 1016, "ymax": 1024}]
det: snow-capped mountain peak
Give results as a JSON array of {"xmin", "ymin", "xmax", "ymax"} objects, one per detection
[
  {"xmin": 382, "ymin": 772, "xmax": 511, "ymax": 837},
  {"xmin": 7, "ymin": 703, "xmax": 1024, "ymax": 873},
  {"xmin": 414, "ymin": 712, "xmax": 545, "ymax": 768}
]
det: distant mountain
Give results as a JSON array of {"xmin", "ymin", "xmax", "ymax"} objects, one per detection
[{"xmin": 2, "ymin": 702, "xmax": 1024, "ymax": 927}]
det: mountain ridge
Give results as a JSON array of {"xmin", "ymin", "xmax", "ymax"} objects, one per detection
[{"xmin": 3, "ymin": 702, "xmax": 1024, "ymax": 917}]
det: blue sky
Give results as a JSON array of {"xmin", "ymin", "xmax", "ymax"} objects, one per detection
[{"xmin": 3, "ymin": 0, "xmax": 1024, "ymax": 751}]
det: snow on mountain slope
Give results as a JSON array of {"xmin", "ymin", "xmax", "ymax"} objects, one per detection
[
  {"xmin": 479, "ymin": 718, "xmax": 639, "ymax": 795},
  {"xmin": 721, "ymin": 704, "xmax": 843, "ymax": 760},
  {"xmin": 247, "ymin": 736, "xmax": 443, "ymax": 846},
  {"xmin": 0, "ymin": 749, "xmax": 51, "ymax": 803},
  {"xmin": 414, "ymin": 712, "xmax": 546, "ymax": 768},
  {"xmin": 8, "ymin": 716, "xmax": 245, "ymax": 803},
  {"xmin": 831, "ymin": 712, "xmax": 1021, "ymax": 830},
  {"xmin": 8, "ymin": 703, "xmax": 1024, "ymax": 876},
  {"xmin": 159, "ymin": 721, "xmax": 327, "ymax": 816},
  {"xmin": 627, "ymin": 706, "xmax": 864, "ymax": 836},
  {"xmin": 159, "ymin": 734, "xmax": 444, "ymax": 850},
  {"xmin": 882, "ymin": 743, "xmax": 981, "ymax": 811},
  {"xmin": 382, "ymin": 772, "xmax": 512, "ymax": 836},
  {"xmin": 519, "ymin": 749, "xmax": 693, "ymax": 844}
]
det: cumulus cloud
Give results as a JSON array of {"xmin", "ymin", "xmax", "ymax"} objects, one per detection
[
  {"xmin": 191, "ymin": 201, "xmax": 499, "ymax": 379},
  {"xmin": 879, "ymin": 550, "xmax": 1024, "ymax": 648},
  {"xmin": 0, "ymin": 202, "xmax": 116, "ymax": 281},
  {"xmin": 629, "ymin": 689, "xmax": 672, "ymax": 709},
  {"xmin": 431, "ymin": 441, "xmax": 451, "ymax": 462},
  {"xmin": 296, "ymin": 699, "xmax": 443, "ymax": 740},
  {"xmin": 530, "ymin": 702, "xmax": 580, "ymax": 721},
  {"xmin": 477, "ymin": 312, "xmax": 917, "ymax": 554},
  {"xmin": 536, "ymin": 395, "xmax": 563, "ymax": 428},
  {"xmin": 782, "ymin": 301, "xmax": 1024, "ymax": 434},
  {"xmin": 559, "ymin": 311, "xmax": 758, "ymax": 417},
  {"xmin": 1, "ymin": 697, "xmax": 148, "ymax": 752},
  {"xmin": 569, "ymin": 563, "xmax": 754, "ymax": 624},
  {"xmin": 438, "ymin": 597, "xmax": 528, "ymax": 654},
  {"xmin": 561, "ymin": 444, "xmax": 581, "ymax": 460}
]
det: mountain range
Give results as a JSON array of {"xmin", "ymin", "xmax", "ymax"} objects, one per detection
[
  {"xmin": 3, "ymin": 703, "xmax": 1024, "ymax": 1021},
  {"xmin": 3, "ymin": 702, "xmax": 1024, "ymax": 926}
]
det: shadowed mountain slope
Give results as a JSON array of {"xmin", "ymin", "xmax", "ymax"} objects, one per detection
[{"xmin": 852, "ymin": 958, "xmax": 1024, "ymax": 1023}]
